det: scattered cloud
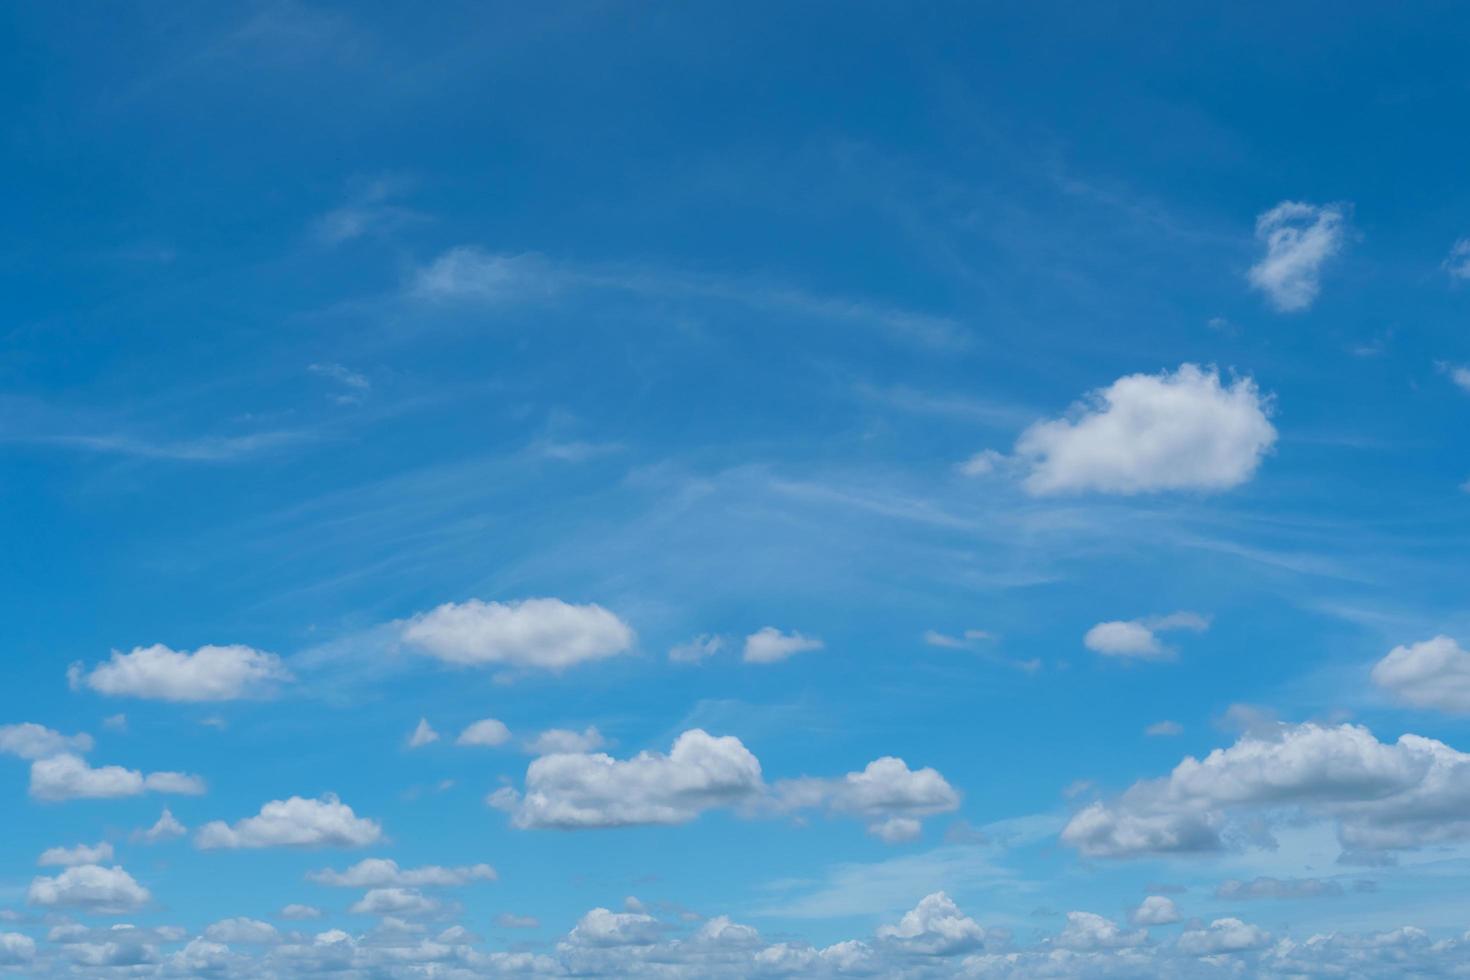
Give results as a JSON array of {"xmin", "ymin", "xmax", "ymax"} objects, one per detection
[
  {"xmin": 524, "ymin": 726, "xmax": 604, "ymax": 754},
  {"xmin": 38, "ymin": 842, "xmax": 114, "ymax": 867},
  {"xmin": 1372, "ymin": 636, "xmax": 1470, "ymax": 713},
  {"xmin": 1084, "ymin": 611, "xmax": 1210, "ymax": 661},
  {"xmin": 1444, "ymin": 238, "xmax": 1470, "ymax": 280},
  {"xmin": 1131, "ymin": 895, "xmax": 1180, "ymax": 925},
  {"xmin": 134, "ymin": 809, "xmax": 188, "ymax": 844},
  {"xmin": 308, "ymin": 858, "xmax": 496, "ymax": 888},
  {"xmin": 401, "ymin": 598, "xmax": 635, "ymax": 671},
  {"xmin": 69, "ymin": 644, "xmax": 292, "ymax": 702},
  {"xmin": 196, "ymin": 794, "xmax": 382, "ymax": 850},
  {"xmin": 29, "ymin": 754, "xmax": 204, "ymax": 802},
  {"xmin": 1145, "ymin": 720, "xmax": 1184, "ymax": 737},
  {"xmin": 27, "ymin": 865, "xmax": 150, "ymax": 914},
  {"xmin": 1215, "ymin": 876, "xmax": 1343, "ymax": 900},
  {"xmin": 456, "ymin": 718, "xmax": 512, "ymax": 747},
  {"xmin": 1247, "ymin": 201, "xmax": 1349, "ymax": 311},
  {"xmin": 406, "ymin": 718, "xmax": 440, "ymax": 748},
  {"xmin": 0, "ymin": 723, "xmax": 93, "ymax": 760},
  {"xmin": 668, "ymin": 634, "xmax": 724, "ymax": 665},
  {"xmin": 742, "ymin": 627, "xmax": 823, "ymax": 664}
]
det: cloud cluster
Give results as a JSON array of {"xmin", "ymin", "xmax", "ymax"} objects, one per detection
[
  {"xmin": 27, "ymin": 864, "xmax": 151, "ymax": 914},
  {"xmin": 196, "ymin": 794, "xmax": 382, "ymax": 850},
  {"xmin": 1084, "ymin": 612, "xmax": 1210, "ymax": 661},
  {"xmin": 69, "ymin": 644, "xmax": 292, "ymax": 701},
  {"xmin": 1247, "ymin": 201, "xmax": 1349, "ymax": 311},
  {"xmin": 401, "ymin": 598, "xmax": 635, "ymax": 671},
  {"xmin": 30, "ymin": 754, "xmax": 205, "ymax": 802},
  {"xmin": 1015, "ymin": 364, "xmax": 1276, "ymax": 495}
]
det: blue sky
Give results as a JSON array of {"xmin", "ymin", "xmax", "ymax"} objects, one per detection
[{"xmin": 5, "ymin": 2, "xmax": 1470, "ymax": 976}]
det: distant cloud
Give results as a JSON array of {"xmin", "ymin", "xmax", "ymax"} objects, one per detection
[
  {"xmin": 1248, "ymin": 201, "xmax": 1349, "ymax": 311},
  {"xmin": 0, "ymin": 723, "xmax": 93, "ymax": 760},
  {"xmin": 311, "ymin": 176, "xmax": 422, "ymax": 245},
  {"xmin": 1084, "ymin": 612, "xmax": 1210, "ymax": 661},
  {"xmin": 280, "ymin": 904, "xmax": 322, "ymax": 920},
  {"xmin": 27, "ymin": 865, "xmax": 150, "ymax": 914},
  {"xmin": 1437, "ymin": 361, "xmax": 1470, "ymax": 393},
  {"xmin": 1372, "ymin": 636, "xmax": 1470, "ymax": 713},
  {"xmin": 307, "ymin": 858, "xmax": 496, "ymax": 888},
  {"xmin": 1445, "ymin": 239, "xmax": 1470, "ymax": 280},
  {"xmin": 456, "ymin": 718, "xmax": 512, "ymax": 748},
  {"xmin": 1215, "ymin": 877, "xmax": 1342, "ymax": 900},
  {"xmin": 1145, "ymin": 720, "xmax": 1184, "ymax": 737},
  {"xmin": 401, "ymin": 598, "xmax": 635, "ymax": 672},
  {"xmin": 922, "ymin": 629, "xmax": 994, "ymax": 649},
  {"xmin": 69, "ymin": 644, "xmax": 292, "ymax": 702},
  {"xmin": 29, "ymin": 754, "xmax": 204, "ymax": 802},
  {"xmin": 1131, "ymin": 895, "xmax": 1180, "ymax": 925},
  {"xmin": 134, "ymin": 809, "xmax": 187, "ymax": 844},
  {"xmin": 669, "ymin": 634, "xmax": 724, "ymax": 665},
  {"xmin": 196, "ymin": 794, "xmax": 382, "ymax": 850},
  {"xmin": 37, "ymin": 842, "xmax": 114, "ymax": 867},
  {"xmin": 1015, "ymin": 364, "xmax": 1275, "ymax": 495},
  {"xmin": 523, "ymin": 726, "xmax": 604, "ymax": 754},
  {"xmin": 406, "ymin": 718, "xmax": 439, "ymax": 748},
  {"xmin": 742, "ymin": 627, "xmax": 823, "ymax": 664}
]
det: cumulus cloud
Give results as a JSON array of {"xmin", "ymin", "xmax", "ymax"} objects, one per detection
[
  {"xmin": 0, "ymin": 933, "xmax": 34, "ymax": 966},
  {"xmin": 1372, "ymin": 636, "xmax": 1470, "ymax": 713},
  {"xmin": 401, "ymin": 598, "xmax": 635, "ymax": 671},
  {"xmin": 742, "ymin": 627, "xmax": 824, "ymax": 664},
  {"xmin": 1215, "ymin": 876, "xmax": 1342, "ymax": 900},
  {"xmin": 524, "ymin": 726, "xmax": 604, "ymax": 754},
  {"xmin": 1247, "ymin": 201, "xmax": 1348, "ymax": 312},
  {"xmin": 773, "ymin": 757, "xmax": 961, "ymax": 836},
  {"xmin": 1014, "ymin": 364, "xmax": 1276, "ymax": 495},
  {"xmin": 204, "ymin": 918, "xmax": 279, "ymax": 944},
  {"xmin": 1062, "ymin": 721, "xmax": 1470, "ymax": 858},
  {"xmin": 874, "ymin": 892, "xmax": 987, "ymax": 956},
  {"xmin": 196, "ymin": 794, "xmax": 382, "ymax": 850},
  {"xmin": 1177, "ymin": 917, "xmax": 1271, "ymax": 955},
  {"xmin": 1131, "ymin": 895, "xmax": 1180, "ymax": 925},
  {"xmin": 0, "ymin": 722, "xmax": 93, "ymax": 760},
  {"xmin": 350, "ymin": 888, "xmax": 440, "ymax": 918},
  {"xmin": 27, "ymin": 865, "xmax": 150, "ymax": 914},
  {"xmin": 280, "ymin": 904, "xmax": 322, "ymax": 920},
  {"xmin": 456, "ymin": 718, "xmax": 512, "ymax": 747},
  {"xmin": 308, "ymin": 858, "xmax": 496, "ymax": 888},
  {"xmin": 1056, "ymin": 911, "xmax": 1146, "ymax": 951},
  {"xmin": 38, "ymin": 842, "xmax": 113, "ymax": 867},
  {"xmin": 29, "ymin": 754, "xmax": 204, "ymax": 802},
  {"xmin": 68, "ymin": 644, "xmax": 292, "ymax": 701},
  {"xmin": 668, "ymin": 634, "xmax": 724, "ymax": 664},
  {"xmin": 134, "ymin": 808, "xmax": 187, "ymax": 843},
  {"xmin": 406, "ymin": 718, "xmax": 440, "ymax": 748},
  {"xmin": 1084, "ymin": 611, "xmax": 1210, "ymax": 662},
  {"xmin": 1146, "ymin": 720, "xmax": 1184, "ymax": 737},
  {"xmin": 566, "ymin": 907, "xmax": 661, "ymax": 947}
]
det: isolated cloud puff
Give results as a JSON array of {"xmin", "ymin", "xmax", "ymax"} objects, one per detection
[
  {"xmin": 203, "ymin": 918, "xmax": 280, "ymax": 945},
  {"xmin": 29, "ymin": 754, "xmax": 204, "ymax": 802},
  {"xmin": 0, "ymin": 722, "xmax": 93, "ymax": 760},
  {"xmin": 406, "ymin": 718, "xmax": 440, "ymax": 748},
  {"xmin": 1247, "ymin": 201, "xmax": 1349, "ymax": 312},
  {"xmin": 1015, "ymin": 364, "xmax": 1276, "ymax": 495},
  {"xmin": 69, "ymin": 644, "xmax": 292, "ymax": 702},
  {"xmin": 27, "ymin": 865, "xmax": 150, "ymax": 914},
  {"xmin": 350, "ymin": 888, "xmax": 440, "ymax": 918},
  {"xmin": 307, "ymin": 858, "xmax": 496, "ymax": 888},
  {"xmin": 401, "ymin": 598, "xmax": 635, "ymax": 671},
  {"xmin": 524, "ymin": 726, "xmax": 604, "ymax": 754},
  {"xmin": 774, "ymin": 757, "xmax": 961, "ymax": 839},
  {"xmin": 1372, "ymin": 636, "xmax": 1470, "ymax": 713},
  {"xmin": 1445, "ymin": 239, "xmax": 1470, "ymax": 280},
  {"xmin": 874, "ymin": 892, "xmax": 988, "ymax": 956},
  {"xmin": 1131, "ymin": 895, "xmax": 1180, "ymax": 925},
  {"xmin": 37, "ymin": 842, "xmax": 113, "ymax": 867},
  {"xmin": 742, "ymin": 627, "xmax": 823, "ymax": 664},
  {"xmin": 456, "ymin": 718, "xmax": 512, "ymax": 747},
  {"xmin": 134, "ymin": 809, "xmax": 187, "ymax": 843},
  {"xmin": 668, "ymin": 634, "xmax": 724, "ymax": 664},
  {"xmin": 1062, "ymin": 721, "xmax": 1470, "ymax": 858},
  {"xmin": 196, "ymin": 794, "xmax": 382, "ymax": 850},
  {"xmin": 1084, "ymin": 612, "xmax": 1210, "ymax": 661}
]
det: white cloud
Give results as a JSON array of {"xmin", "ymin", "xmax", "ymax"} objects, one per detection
[
  {"xmin": 204, "ymin": 918, "xmax": 279, "ymax": 944},
  {"xmin": 1444, "ymin": 238, "xmax": 1470, "ymax": 280},
  {"xmin": 566, "ymin": 907, "xmax": 660, "ymax": 947},
  {"xmin": 491, "ymin": 729, "xmax": 763, "ymax": 829},
  {"xmin": 774, "ymin": 757, "xmax": 961, "ymax": 837},
  {"xmin": 1372, "ymin": 635, "xmax": 1470, "ymax": 713},
  {"xmin": 29, "ymin": 754, "xmax": 205, "ymax": 802},
  {"xmin": 27, "ymin": 865, "xmax": 150, "ymax": 914},
  {"xmin": 742, "ymin": 627, "xmax": 823, "ymax": 664},
  {"xmin": 1177, "ymin": 917, "xmax": 1271, "ymax": 955},
  {"xmin": 401, "ymin": 598, "xmax": 635, "ymax": 671},
  {"xmin": 38, "ymin": 842, "xmax": 114, "ymax": 867},
  {"xmin": 196, "ymin": 794, "xmax": 383, "ymax": 849},
  {"xmin": 1084, "ymin": 611, "xmax": 1209, "ymax": 661},
  {"xmin": 874, "ymin": 892, "xmax": 987, "ymax": 956},
  {"xmin": 1062, "ymin": 721, "xmax": 1470, "ymax": 858},
  {"xmin": 1015, "ymin": 364, "xmax": 1276, "ymax": 495},
  {"xmin": 1215, "ymin": 876, "xmax": 1342, "ymax": 900},
  {"xmin": 134, "ymin": 808, "xmax": 187, "ymax": 843},
  {"xmin": 280, "ymin": 904, "xmax": 322, "ymax": 920},
  {"xmin": 1145, "ymin": 720, "xmax": 1184, "ymax": 737},
  {"xmin": 1131, "ymin": 895, "xmax": 1180, "ymax": 925},
  {"xmin": 1247, "ymin": 201, "xmax": 1348, "ymax": 312},
  {"xmin": 308, "ymin": 858, "xmax": 496, "ymax": 888},
  {"xmin": 456, "ymin": 718, "xmax": 511, "ymax": 747},
  {"xmin": 350, "ymin": 887, "xmax": 440, "ymax": 917},
  {"xmin": 69, "ymin": 643, "xmax": 292, "ymax": 702},
  {"xmin": 406, "ymin": 718, "xmax": 440, "ymax": 748},
  {"xmin": 868, "ymin": 816, "xmax": 922, "ymax": 843},
  {"xmin": 1056, "ymin": 911, "xmax": 1146, "ymax": 951},
  {"xmin": 0, "ymin": 722, "xmax": 93, "ymax": 760},
  {"xmin": 524, "ymin": 726, "xmax": 604, "ymax": 754},
  {"xmin": 668, "ymin": 634, "xmax": 724, "ymax": 664},
  {"xmin": 0, "ymin": 933, "xmax": 34, "ymax": 966}
]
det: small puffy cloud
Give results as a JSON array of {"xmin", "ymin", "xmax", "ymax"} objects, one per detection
[
  {"xmin": 1372, "ymin": 636, "xmax": 1470, "ymax": 713},
  {"xmin": 875, "ymin": 892, "xmax": 987, "ymax": 956},
  {"xmin": 923, "ymin": 628, "xmax": 994, "ymax": 649},
  {"xmin": 406, "ymin": 718, "xmax": 440, "ymax": 748},
  {"xmin": 38, "ymin": 842, "xmax": 114, "ymax": 867},
  {"xmin": 566, "ymin": 907, "xmax": 660, "ymax": 947},
  {"xmin": 134, "ymin": 808, "xmax": 187, "ymax": 843},
  {"xmin": 29, "ymin": 754, "xmax": 204, "ymax": 802},
  {"xmin": 492, "ymin": 729, "xmax": 763, "ymax": 829},
  {"xmin": 1214, "ymin": 876, "xmax": 1342, "ymax": 900},
  {"xmin": 308, "ymin": 858, "xmax": 496, "ymax": 888},
  {"xmin": 0, "ymin": 722, "xmax": 93, "ymax": 760},
  {"xmin": 1247, "ymin": 201, "xmax": 1348, "ymax": 312},
  {"xmin": 524, "ymin": 726, "xmax": 605, "ymax": 754},
  {"xmin": 1131, "ymin": 895, "xmax": 1180, "ymax": 925},
  {"xmin": 69, "ymin": 644, "xmax": 292, "ymax": 702},
  {"xmin": 1444, "ymin": 239, "xmax": 1470, "ymax": 280},
  {"xmin": 350, "ymin": 888, "xmax": 440, "ymax": 918},
  {"xmin": 196, "ymin": 794, "xmax": 383, "ymax": 850},
  {"xmin": 775, "ymin": 757, "xmax": 961, "ymax": 837},
  {"xmin": 280, "ymin": 904, "xmax": 322, "ymax": 920},
  {"xmin": 0, "ymin": 932, "xmax": 35, "ymax": 966},
  {"xmin": 1084, "ymin": 612, "xmax": 1209, "ymax": 662},
  {"xmin": 27, "ymin": 865, "xmax": 150, "ymax": 914},
  {"xmin": 742, "ymin": 627, "xmax": 823, "ymax": 664},
  {"xmin": 401, "ymin": 598, "xmax": 635, "ymax": 671},
  {"xmin": 868, "ymin": 816, "xmax": 922, "ymax": 843},
  {"xmin": 668, "ymin": 634, "xmax": 724, "ymax": 665},
  {"xmin": 1056, "ymin": 911, "xmax": 1147, "ymax": 951},
  {"xmin": 204, "ymin": 918, "xmax": 279, "ymax": 944},
  {"xmin": 1177, "ymin": 917, "xmax": 1271, "ymax": 955},
  {"xmin": 1146, "ymin": 720, "xmax": 1184, "ymax": 737},
  {"xmin": 1015, "ymin": 364, "xmax": 1276, "ymax": 495},
  {"xmin": 456, "ymin": 718, "xmax": 512, "ymax": 747}
]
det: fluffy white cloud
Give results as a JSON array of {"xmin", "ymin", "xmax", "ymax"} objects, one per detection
[
  {"xmin": 1177, "ymin": 917, "xmax": 1271, "ymax": 956},
  {"xmin": 524, "ymin": 726, "xmax": 604, "ymax": 754},
  {"xmin": 401, "ymin": 598, "xmax": 635, "ymax": 670},
  {"xmin": 280, "ymin": 904, "xmax": 322, "ymax": 920},
  {"xmin": 869, "ymin": 816, "xmax": 922, "ymax": 843},
  {"xmin": 1215, "ymin": 876, "xmax": 1342, "ymax": 900},
  {"xmin": 0, "ymin": 932, "xmax": 35, "ymax": 966},
  {"xmin": 1084, "ymin": 611, "xmax": 1209, "ymax": 661},
  {"xmin": 1063, "ymin": 721, "xmax": 1470, "ymax": 858},
  {"xmin": 29, "ymin": 754, "xmax": 204, "ymax": 802},
  {"xmin": 196, "ymin": 794, "xmax": 383, "ymax": 849},
  {"xmin": 406, "ymin": 718, "xmax": 440, "ymax": 748},
  {"xmin": 203, "ymin": 918, "xmax": 279, "ymax": 944},
  {"xmin": 1015, "ymin": 364, "xmax": 1276, "ymax": 495},
  {"xmin": 456, "ymin": 718, "xmax": 512, "ymax": 747},
  {"xmin": 38, "ymin": 841, "xmax": 113, "ymax": 867},
  {"xmin": 69, "ymin": 644, "xmax": 292, "ymax": 701},
  {"xmin": 775, "ymin": 757, "xmax": 961, "ymax": 837},
  {"xmin": 742, "ymin": 627, "xmax": 823, "ymax": 664},
  {"xmin": 135, "ymin": 808, "xmax": 187, "ymax": 843},
  {"xmin": 308, "ymin": 858, "xmax": 497, "ymax": 888},
  {"xmin": 874, "ymin": 892, "xmax": 987, "ymax": 956},
  {"xmin": 27, "ymin": 864, "xmax": 150, "ymax": 914},
  {"xmin": 1056, "ymin": 911, "xmax": 1146, "ymax": 951},
  {"xmin": 566, "ymin": 907, "xmax": 660, "ymax": 947},
  {"xmin": 1131, "ymin": 895, "xmax": 1180, "ymax": 925},
  {"xmin": 491, "ymin": 729, "xmax": 763, "ymax": 829},
  {"xmin": 1247, "ymin": 201, "xmax": 1348, "ymax": 312},
  {"xmin": 0, "ymin": 722, "xmax": 93, "ymax": 760},
  {"xmin": 1372, "ymin": 636, "xmax": 1470, "ymax": 713},
  {"xmin": 350, "ymin": 887, "xmax": 440, "ymax": 917}
]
